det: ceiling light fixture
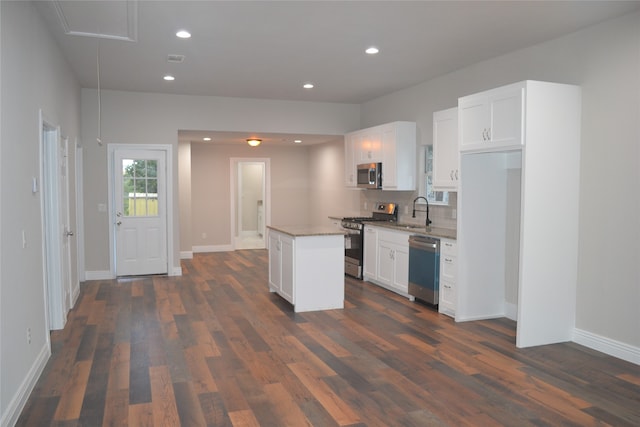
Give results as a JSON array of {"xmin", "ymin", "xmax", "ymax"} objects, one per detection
[
  {"xmin": 294, "ymin": 139, "xmax": 302, "ymax": 144},
  {"xmin": 163, "ymin": 75, "xmax": 175, "ymax": 81},
  {"xmin": 303, "ymin": 83, "xmax": 314, "ymax": 89},
  {"xmin": 176, "ymin": 30, "xmax": 191, "ymax": 39},
  {"xmin": 247, "ymin": 138, "xmax": 261, "ymax": 147},
  {"xmin": 203, "ymin": 137, "xmax": 211, "ymax": 141},
  {"xmin": 365, "ymin": 47, "xmax": 379, "ymax": 55}
]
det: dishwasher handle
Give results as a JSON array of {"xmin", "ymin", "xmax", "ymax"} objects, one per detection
[{"xmin": 409, "ymin": 235, "xmax": 439, "ymax": 252}]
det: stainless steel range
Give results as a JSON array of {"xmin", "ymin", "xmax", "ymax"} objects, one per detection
[{"xmin": 341, "ymin": 203, "xmax": 398, "ymax": 279}]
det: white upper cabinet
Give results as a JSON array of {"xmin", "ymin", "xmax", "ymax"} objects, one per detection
[
  {"xmin": 344, "ymin": 121, "xmax": 416, "ymax": 190},
  {"xmin": 381, "ymin": 121, "xmax": 416, "ymax": 190},
  {"xmin": 358, "ymin": 127, "xmax": 383, "ymax": 163},
  {"xmin": 459, "ymin": 82, "xmax": 524, "ymax": 152},
  {"xmin": 432, "ymin": 107, "xmax": 459, "ymax": 190}
]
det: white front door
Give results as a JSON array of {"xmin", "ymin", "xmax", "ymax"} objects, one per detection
[{"xmin": 114, "ymin": 149, "xmax": 168, "ymax": 276}]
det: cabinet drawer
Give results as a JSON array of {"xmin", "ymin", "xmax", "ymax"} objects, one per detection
[
  {"xmin": 441, "ymin": 239, "xmax": 457, "ymax": 256},
  {"xmin": 378, "ymin": 229, "xmax": 411, "ymax": 246},
  {"xmin": 441, "ymin": 255, "xmax": 457, "ymax": 280}
]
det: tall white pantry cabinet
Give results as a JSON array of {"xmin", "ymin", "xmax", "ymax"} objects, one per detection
[{"xmin": 456, "ymin": 80, "xmax": 581, "ymax": 348}]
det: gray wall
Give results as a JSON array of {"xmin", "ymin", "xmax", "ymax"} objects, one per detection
[
  {"xmin": 359, "ymin": 11, "xmax": 640, "ymax": 348},
  {"xmin": 80, "ymin": 89, "xmax": 361, "ymax": 272},
  {"xmin": 0, "ymin": 1, "xmax": 81, "ymax": 423}
]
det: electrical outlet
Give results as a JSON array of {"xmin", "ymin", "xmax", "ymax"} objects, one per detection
[{"xmin": 27, "ymin": 327, "xmax": 32, "ymax": 344}]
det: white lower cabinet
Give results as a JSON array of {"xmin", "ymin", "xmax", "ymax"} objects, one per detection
[
  {"xmin": 438, "ymin": 239, "xmax": 457, "ymax": 317},
  {"xmin": 363, "ymin": 225, "xmax": 412, "ymax": 299},
  {"xmin": 268, "ymin": 228, "xmax": 344, "ymax": 312}
]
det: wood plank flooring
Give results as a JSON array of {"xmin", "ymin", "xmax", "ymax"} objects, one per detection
[{"xmin": 17, "ymin": 250, "xmax": 640, "ymax": 426}]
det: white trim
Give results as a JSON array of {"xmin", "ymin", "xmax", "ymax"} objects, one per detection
[
  {"xmin": 84, "ymin": 270, "xmax": 114, "ymax": 280},
  {"xmin": 573, "ymin": 329, "xmax": 640, "ymax": 366},
  {"xmin": 193, "ymin": 244, "xmax": 233, "ymax": 253},
  {"xmin": 75, "ymin": 141, "xmax": 86, "ymax": 282},
  {"xmin": 0, "ymin": 342, "xmax": 50, "ymax": 427},
  {"xmin": 107, "ymin": 144, "xmax": 176, "ymax": 276},
  {"xmin": 180, "ymin": 251, "xmax": 194, "ymax": 259},
  {"xmin": 171, "ymin": 266, "xmax": 182, "ymax": 276}
]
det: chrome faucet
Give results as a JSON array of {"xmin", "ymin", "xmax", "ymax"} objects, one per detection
[{"xmin": 412, "ymin": 196, "xmax": 432, "ymax": 226}]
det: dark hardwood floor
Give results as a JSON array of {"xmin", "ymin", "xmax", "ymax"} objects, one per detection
[{"xmin": 17, "ymin": 250, "xmax": 640, "ymax": 426}]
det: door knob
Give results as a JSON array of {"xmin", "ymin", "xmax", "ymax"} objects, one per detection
[
  {"xmin": 116, "ymin": 221, "xmax": 122, "ymax": 226},
  {"xmin": 65, "ymin": 230, "xmax": 74, "ymax": 237}
]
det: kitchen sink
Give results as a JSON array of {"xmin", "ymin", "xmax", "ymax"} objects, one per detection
[{"xmin": 397, "ymin": 223, "xmax": 430, "ymax": 230}]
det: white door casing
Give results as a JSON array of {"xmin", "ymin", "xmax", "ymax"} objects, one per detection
[
  {"xmin": 111, "ymin": 146, "xmax": 168, "ymax": 276},
  {"xmin": 41, "ymin": 118, "xmax": 65, "ymax": 330},
  {"xmin": 230, "ymin": 158, "xmax": 271, "ymax": 250}
]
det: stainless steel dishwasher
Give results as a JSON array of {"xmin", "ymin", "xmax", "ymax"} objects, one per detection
[{"xmin": 408, "ymin": 235, "xmax": 440, "ymax": 305}]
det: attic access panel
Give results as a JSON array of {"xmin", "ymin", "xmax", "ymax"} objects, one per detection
[{"xmin": 53, "ymin": 0, "xmax": 138, "ymax": 42}]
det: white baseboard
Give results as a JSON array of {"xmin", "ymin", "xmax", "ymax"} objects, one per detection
[
  {"xmin": 84, "ymin": 270, "xmax": 113, "ymax": 280},
  {"xmin": 1, "ymin": 342, "xmax": 50, "ymax": 427},
  {"xmin": 170, "ymin": 266, "xmax": 182, "ymax": 276},
  {"xmin": 573, "ymin": 328, "xmax": 640, "ymax": 365},
  {"xmin": 180, "ymin": 251, "xmax": 193, "ymax": 259},
  {"xmin": 193, "ymin": 244, "xmax": 233, "ymax": 253}
]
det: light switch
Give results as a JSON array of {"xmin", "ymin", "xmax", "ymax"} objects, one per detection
[
  {"xmin": 98, "ymin": 203, "xmax": 107, "ymax": 212},
  {"xmin": 32, "ymin": 177, "xmax": 38, "ymax": 193}
]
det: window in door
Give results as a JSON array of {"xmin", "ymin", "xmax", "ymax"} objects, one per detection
[{"xmin": 122, "ymin": 159, "xmax": 158, "ymax": 216}]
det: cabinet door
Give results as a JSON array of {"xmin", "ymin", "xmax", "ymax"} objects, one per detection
[
  {"xmin": 433, "ymin": 107, "xmax": 459, "ymax": 190},
  {"xmin": 459, "ymin": 97, "xmax": 489, "ymax": 149},
  {"xmin": 363, "ymin": 226, "xmax": 378, "ymax": 279},
  {"xmin": 280, "ymin": 236, "xmax": 294, "ymax": 303},
  {"xmin": 344, "ymin": 134, "xmax": 357, "ymax": 187},
  {"xmin": 392, "ymin": 244, "xmax": 409, "ymax": 293},
  {"xmin": 489, "ymin": 88, "xmax": 523, "ymax": 147},
  {"xmin": 377, "ymin": 241, "xmax": 394, "ymax": 287},
  {"xmin": 359, "ymin": 127, "xmax": 382, "ymax": 163},
  {"xmin": 381, "ymin": 124, "xmax": 397, "ymax": 188},
  {"xmin": 268, "ymin": 232, "xmax": 281, "ymax": 291}
]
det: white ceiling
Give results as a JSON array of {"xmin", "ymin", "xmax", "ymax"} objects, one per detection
[{"xmin": 35, "ymin": 0, "xmax": 640, "ymax": 145}]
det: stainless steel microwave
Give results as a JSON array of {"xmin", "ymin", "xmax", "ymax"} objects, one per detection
[{"xmin": 357, "ymin": 162, "xmax": 382, "ymax": 189}]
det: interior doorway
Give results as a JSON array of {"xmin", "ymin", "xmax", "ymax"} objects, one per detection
[
  {"xmin": 41, "ymin": 118, "xmax": 67, "ymax": 330},
  {"xmin": 231, "ymin": 158, "xmax": 270, "ymax": 250}
]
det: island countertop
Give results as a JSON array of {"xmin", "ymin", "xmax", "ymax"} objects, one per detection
[{"xmin": 267, "ymin": 224, "xmax": 346, "ymax": 237}]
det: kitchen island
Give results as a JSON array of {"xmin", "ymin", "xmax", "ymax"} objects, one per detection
[{"xmin": 267, "ymin": 225, "xmax": 345, "ymax": 312}]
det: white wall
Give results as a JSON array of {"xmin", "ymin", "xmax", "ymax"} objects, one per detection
[
  {"xmin": 0, "ymin": 1, "xmax": 81, "ymax": 424},
  {"xmin": 308, "ymin": 138, "xmax": 362, "ymax": 225},
  {"xmin": 80, "ymin": 89, "xmax": 360, "ymax": 272},
  {"xmin": 360, "ymin": 11, "xmax": 640, "ymax": 349}
]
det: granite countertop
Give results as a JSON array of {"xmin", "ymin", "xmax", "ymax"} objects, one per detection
[
  {"xmin": 267, "ymin": 225, "xmax": 346, "ymax": 237},
  {"xmin": 364, "ymin": 221, "xmax": 457, "ymax": 240}
]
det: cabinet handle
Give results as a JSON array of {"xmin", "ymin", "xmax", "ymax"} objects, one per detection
[
  {"xmin": 482, "ymin": 129, "xmax": 487, "ymax": 140},
  {"xmin": 487, "ymin": 128, "xmax": 491, "ymax": 140},
  {"xmin": 455, "ymin": 169, "xmax": 458, "ymax": 180},
  {"xmin": 450, "ymin": 170, "xmax": 454, "ymax": 180}
]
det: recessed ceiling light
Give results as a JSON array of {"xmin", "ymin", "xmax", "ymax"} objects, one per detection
[
  {"xmin": 163, "ymin": 75, "xmax": 175, "ymax": 81},
  {"xmin": 365, "ymin": 47, "xmax": 379, "ymax": 55},
  {"xmin": 303, "ymin": 83, "xmax": 314, "ymax": 89},
  {"xmin": 294, "ymin": 139, "xmax": 302, "ymax": 144},
  {"xmin": 203, "ymin": 137, "xmax": 211, "ymax": 141},
  {"xmin": 176, "ymin": 30, "xmax": 191, "ymax": 39}
]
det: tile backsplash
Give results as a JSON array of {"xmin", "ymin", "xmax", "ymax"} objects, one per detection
[{"xmin": 361, "ymin": 191, "xmax": 457, "ymax": 230}]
